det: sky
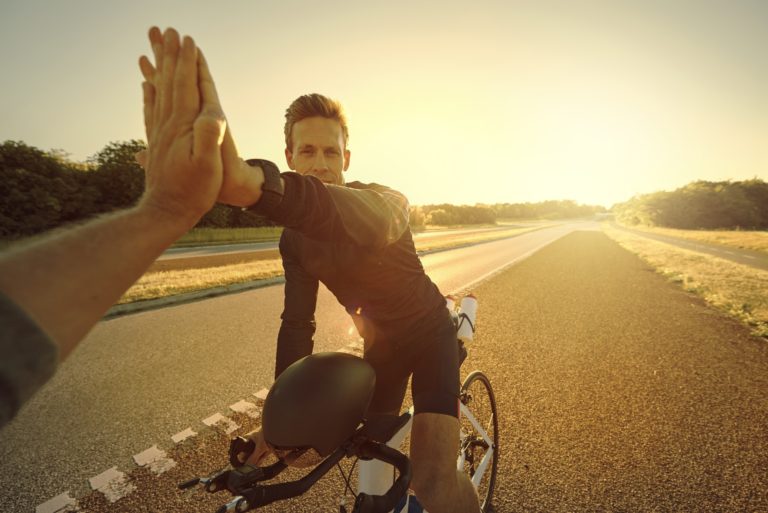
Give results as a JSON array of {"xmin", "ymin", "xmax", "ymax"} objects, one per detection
[{"xmin": 1, "ymin": 0, "xmax": 766, "ymax": 208}]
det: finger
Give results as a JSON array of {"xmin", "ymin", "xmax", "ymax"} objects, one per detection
[
  {"xmin": 142, "ymin": 81, "xmax": 156, "ymax": 140},
  {"xmin": 138, "ymin": 55, "xmax": 156, "ymax": 83},
  {"xmin": 148, "ymin": 27, "xmax": 164, "ymax": 132},
  {"xmin": 157, "ymin": 27, "xmax": 180, "ymax": 123},
  {"xmin": 244, "ymin": 443, "xmax": 269, "ymax": 465},
  {"xmin": 148, "ymin": 26, "xmax": 163, "ymax": 71},
  {"xmin": 134, "ymin": 150, "xmax": 148, "ymax": 169},
  {"xmin": 193, "ymin": 50, "xmax": 227, "ymax": 161},
  {"xmin": 198, "ymin": 51, "xmax": 223, "ymax": 115},
  {"xmin": 172, "ymin": 35, "xmax": 200, "ymax": 125}
]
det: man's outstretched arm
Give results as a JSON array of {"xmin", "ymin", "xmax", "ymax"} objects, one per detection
[{"xmin": 0, "ymin": 28, "xmax": 225, "ymax": 362}]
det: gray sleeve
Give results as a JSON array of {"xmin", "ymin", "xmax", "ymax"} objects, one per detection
[{"xmin": 0, "ymin": 291, "xmax": 58, "ymax": 429}]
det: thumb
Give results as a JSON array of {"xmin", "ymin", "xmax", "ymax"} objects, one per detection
[{"xmin": 192, "ymin": 113, "xmax": 226, "ymax": 165}]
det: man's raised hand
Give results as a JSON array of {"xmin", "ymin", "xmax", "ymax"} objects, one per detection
[
  {"xmin": 139, "ymin": 28, "xmax": 265, "ymax": 210},
  {"xmin": 137, "ymin": 27, "xmax": 227, "ymax": 230}
]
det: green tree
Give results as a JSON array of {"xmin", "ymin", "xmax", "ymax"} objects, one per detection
[{"xmin": 86, "ymin": 140, "xmax": 146, "ymax": 213}]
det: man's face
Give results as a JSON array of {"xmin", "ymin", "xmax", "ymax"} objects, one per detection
[{"xmin": 285, "ymin": 116, "xmax": 350, "ymax": 185}]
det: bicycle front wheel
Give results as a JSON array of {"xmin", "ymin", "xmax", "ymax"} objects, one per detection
[{"xmin": 459, "ymin": 370, "xmax": 499, "ymax": 512}]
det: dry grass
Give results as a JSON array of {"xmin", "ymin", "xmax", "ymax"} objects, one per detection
[
  {"xmin": 118, "ymin": 260, "xmax": 284, "ymax": 303},
  {"xmin": 625, "ymin": 225, "xmax": 768, "ymax": 254},
  {"xmin": 603, "ymin": 225, "xmax": 768, "ymax": 339},
  {"xmin": 119, "ymin": 225, "xmax": 545, "ymax": 304}
]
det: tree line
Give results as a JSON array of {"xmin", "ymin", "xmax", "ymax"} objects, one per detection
[
  {"xmin": 613, "ymin": 179, "xmax": 768, "ymax": 230},
  {"xmin": 1, "ymin": 140, "xmax": 606, "ymax": 239}
]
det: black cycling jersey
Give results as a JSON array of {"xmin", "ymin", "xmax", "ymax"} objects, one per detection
[{"xmin": 249, "ymin": 160, "xmax": 459, "ymax": 417}]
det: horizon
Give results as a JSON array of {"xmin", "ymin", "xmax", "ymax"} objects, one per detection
[{"xmin": 1, "ymin": 0, "xmax": 766, "ymax": 208}]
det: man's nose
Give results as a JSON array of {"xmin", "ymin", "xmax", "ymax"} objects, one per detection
[{"xmin": 312, "ymin": 153, "xmax": 328, "ymax": 171}]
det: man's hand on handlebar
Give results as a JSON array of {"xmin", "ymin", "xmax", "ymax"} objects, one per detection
[
  {"xmin": 233, "ymin": 429, "xmax": 271, "ymax": 467},
  {"xmin": 236, "ymin": 429, "xmax": 323, "ymax": 468}
]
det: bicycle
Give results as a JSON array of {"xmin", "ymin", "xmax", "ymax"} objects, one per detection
[{"xmin": 180, "ymin": 295, "xmax": 499, "ymax": 513}]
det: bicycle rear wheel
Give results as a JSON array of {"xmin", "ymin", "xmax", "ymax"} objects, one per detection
[{"xmin": 458, "ymin": 371, "xmax": 499, "ymax": 512}]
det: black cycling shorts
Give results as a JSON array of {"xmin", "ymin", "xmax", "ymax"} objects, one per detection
[{"xmin": 363, "ymin": 307, "xmax": 460, "ymax": 418}]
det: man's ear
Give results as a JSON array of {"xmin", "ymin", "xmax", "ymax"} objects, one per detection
[
  {"xmin": 343, "ymin": 149, "xmax": 351, "ymax": 172},
  {"xmin": 285, "ymin": 148, "xmax": 295, "ymax": 170}
]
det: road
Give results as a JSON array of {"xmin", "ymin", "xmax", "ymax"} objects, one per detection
[
  {"xmin": 48, "ymin": 227, "xmax": 766, "ymax": 513},
  {"xmin": 0, "ymin": 223, "xmax": 586, "ymax": 512}
]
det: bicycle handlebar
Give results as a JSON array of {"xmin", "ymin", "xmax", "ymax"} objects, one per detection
[{"xmin": 183, "ymin": 436, "xmax": 412, "ymax": 513}]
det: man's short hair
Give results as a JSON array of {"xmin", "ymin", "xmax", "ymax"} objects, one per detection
[{"xmin": 284, "ymin": 93, "xmax": 349, "ymax": 151}]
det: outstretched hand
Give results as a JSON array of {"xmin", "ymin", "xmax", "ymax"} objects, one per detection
[
  {"xmin": 136, "ymin": 27, "xmax": 227, "ymax": 229},
  {"xmin": 139, "ymin": 28, "xmax": 264, "ymax": 209}
]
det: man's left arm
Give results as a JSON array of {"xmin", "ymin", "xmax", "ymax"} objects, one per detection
[{"xmin": 249, "ymin": 167, "xmax": 411, "ymax": 250}]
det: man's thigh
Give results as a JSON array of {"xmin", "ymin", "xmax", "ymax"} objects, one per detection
[
  {"xmin": 410, "ymin": 308, "xmax": 461, "ymax": 417},
  {"xmin": 365, "ymin": 306, "xmax": 459, "ymax": 417},
  {"xmin": 366, "ymin": 365, "xmax": 409, "ymax": 416},
  {"xmin": 364, "ymin": 340, "xmax": 409, "ymax": 416}
]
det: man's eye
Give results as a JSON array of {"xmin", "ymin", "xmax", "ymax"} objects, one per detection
[
  {"xmin": 325, "ymin": 150, "xmax": 339, "ymax": 157},
  {"xmin": 300, "ymin": 149, "xmax": 313, "ymax": 155}
]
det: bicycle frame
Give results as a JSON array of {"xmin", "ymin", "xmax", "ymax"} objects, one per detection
[{"xmin": 357, "ymin": 400, "xmax": 495, "ymax": 513}]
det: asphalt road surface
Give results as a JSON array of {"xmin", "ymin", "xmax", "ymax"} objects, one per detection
[
  {"xmin": 0, "ymin": 223, "xmax": 581, "ymax": 512},
  {"xmin": 3, "ymin": 226, "xmax": 767, "ymax": 512}
]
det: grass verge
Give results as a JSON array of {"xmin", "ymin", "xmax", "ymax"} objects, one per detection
[
  {"xmin": 119, "ymin": 225, "xmax": 546, "ymax": 304},
  {"xmin": 603, "ymin": 225, "xmax": 768, "ymax": 339},
  {"xmin": 620, "ymin": 225, "xmax": 768, "ymax": 254},
  {"xmin": 172, "ymin": 226, "xmax": 284, "ymax": 247}
]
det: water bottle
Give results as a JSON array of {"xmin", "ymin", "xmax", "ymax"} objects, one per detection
[{"xmin": 456, "ymin": 294, "xmax": 477, "ymax": 344}]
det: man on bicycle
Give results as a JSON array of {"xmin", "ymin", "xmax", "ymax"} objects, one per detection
[{"xmin": 142, "ymin": 28, "xmax": 481, "ymax": 513}]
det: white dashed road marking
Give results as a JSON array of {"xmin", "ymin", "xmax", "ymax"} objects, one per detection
[
  {"xmin": 202, "ymin": 413, "xmax": 240, "ymax": 434},
  {"xmin": 88, "ymin": 467, "xmax": 137, "ymax": 503},
  {"xmin": 172, "ymin": 427, "xmax": 197, "ymax": 444},
  {"xmin": 36, "ymin": 492, "xmax": 79, "ymax": 513},
  {"xmin": 229, "ymin": 400, "xmax": 261, "ymax": 419},
  {"xmin": 254, "ymin": 388, "xmax": 270, "ymax": 401},
  {"xmin": 133, "ymin": 445, "xmax": 177, "ymax": 475}
]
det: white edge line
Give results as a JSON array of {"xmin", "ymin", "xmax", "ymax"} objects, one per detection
[{"xmin": 450, "ymin": 238, "xmax": 555, "ymax": 294}]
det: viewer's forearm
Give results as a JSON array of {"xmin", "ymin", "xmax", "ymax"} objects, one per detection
[{"xmin": 0, "ymin": 204, "xmax": 194, "ymax": 360}]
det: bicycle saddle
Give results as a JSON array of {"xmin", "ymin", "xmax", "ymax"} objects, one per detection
[{"xmin": 262, "ymin": 352, "xmax": 376, "ymax": 457}]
